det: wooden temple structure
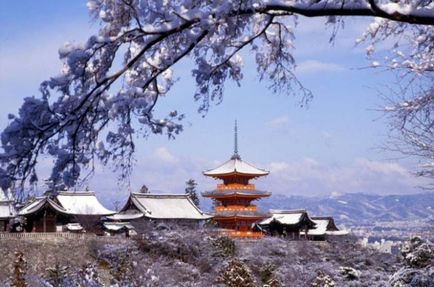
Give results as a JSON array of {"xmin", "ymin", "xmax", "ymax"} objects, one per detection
[
  {"xmin": 19, "ymin": 191, "xmax": 115, "ymax": 232},
  {"xmin": 202, "ymin": 122, "xmax": 271, "ymax": 238},
  {"xmin": 108, "ymin": 193, "xmax": 212, "ymax": 222},
  {"xmin": 256, "ymin": 210, "xmax": 347, "ymax": 240},
  {"xmin": 257, "ymin": 209, "xmax": 317, "ymax": 239}
]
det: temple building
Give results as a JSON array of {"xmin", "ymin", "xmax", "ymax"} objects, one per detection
[
  {"xmin": 19, "ymin": 191, "xmax": 115, "ymax": 232},
  {"xmin": 110, "ymin": 193, "xmax": 212, "ymax": 222},
  {"xmin": 257, "ymin": 210, "xmax": 347, "ymax": 240},
  {"xmin": 202, "ymin": 122, "xmax": 271, "ymax": 238},
  {"xmin": 305, "ymin": 216, "xmax": 347, "ymax": 240},
  {"xmin": 257, "ymin": 209, "xmax": 317, "ymax": 239},
  {"xmin": 0, "ymin": 189, "xmax": 17, "ymax": 232}
]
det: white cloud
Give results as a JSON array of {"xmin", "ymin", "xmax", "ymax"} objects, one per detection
[
  {"xmin": 265, "ymin": 116, "xmax": 289, "ymax": 129},
  {"xmin": 153, "ymin": 147, "xmax": 179, "ymax": 164},
  {"xmin": 268, "ymin": 161, "xmax": 289, "ymax": 173},
  {"xmin": 296, "ymin": 60, "xmax": 345, "ymax": 74},
  {"xmin": 261, "ymin": 158, "xmax": 430, "ymax": 196},
  {"xmin": 355, "ymin": 158, "xmax": 408, "ymax": 176}
]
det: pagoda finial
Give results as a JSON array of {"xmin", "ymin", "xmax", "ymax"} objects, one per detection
[{"xmin": 231, "ymin": 120, "xmax": 241, "ymax": 160}]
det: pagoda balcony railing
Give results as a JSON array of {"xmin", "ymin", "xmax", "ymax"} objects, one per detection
[
  {"xmin": 215, "ymin": 205, "xmax": 257, "ymax": 212},
  {"xmin": 219, "ymin": 230, "xmax": 264, "ymax": 239},
  {"xmin": 216, "ymin": 183, "xmax": 256, "ymax": 190}
]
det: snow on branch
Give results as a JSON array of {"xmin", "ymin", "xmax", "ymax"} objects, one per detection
[{"xmin": 1, "ymin": 0, "xmax": 434, "ymax": 194}]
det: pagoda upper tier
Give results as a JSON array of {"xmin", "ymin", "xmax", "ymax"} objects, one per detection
[{"xmin": 203, "ymin": 156, "xmax": 269, "ymax": 180}]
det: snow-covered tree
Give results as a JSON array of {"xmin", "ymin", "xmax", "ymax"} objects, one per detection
[
  {"xmin": 1, "ymin": 1, "xmax": 434, "ymax": 194},
  {"xmin": 216, "ymin": 259, "xmax": 257, "ymax": 287},
  {"xmin": 185, "ymin": 178, "xmax": 199, "ymax": 206},
  {"xmin": 356, "ymin": 12, "xmax": 434, "ymax": 181},
  {"xmin": 10, "ymin": 251, "xmax": 27, "ymax": 287}
]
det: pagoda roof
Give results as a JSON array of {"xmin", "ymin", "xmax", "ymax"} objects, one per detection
[
  {"xmin": 19, "ymin": 191, "xmax": 115, "ymax": 216},
  {"xmin": 123, "ymin": 193, "xmax": 212, "ymax": 220},
  {"xmin": 203, "ymin": 157, "xmax": 269, "ymax": 178},
  {"xmin": 202, "ymin": 189, "xmax": 271, "ymax": 198},
  {"xmin": 213, "ymin": 210, "xmax": 267, "ymax": 218}
]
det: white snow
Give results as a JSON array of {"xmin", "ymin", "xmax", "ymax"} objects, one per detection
[
  {"xmin": 56, "ymin": 192, "xmax": 115, "ymax": 215},
  {"xmin": 204, "ymin": 158, "xmax": 269, "ymax": 177},
  {"xmin": 259, "ymin": 210, "xmax": 306, "ymax": 225},
  {"xmin": 129, "ymin": 193, "xmax": 212, "ymax": 220},
  {"xmin": 306, "ymin": 219, "xmax": 329, "ymax": 236},
  {"xmin": 19, "ymin": 192, "xmax": 115, "ymax": 216}
]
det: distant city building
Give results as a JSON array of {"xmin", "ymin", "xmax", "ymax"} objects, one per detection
[{"xmin": 202, "ymin": 121, "xmax": 271, "ymax": 238}]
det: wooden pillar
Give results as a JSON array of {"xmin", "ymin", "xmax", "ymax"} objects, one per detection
[{"xmin": 43, "ymin": 210, "xmax": 47, "ymax": 233}]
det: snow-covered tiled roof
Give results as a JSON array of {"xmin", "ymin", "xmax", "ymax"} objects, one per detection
[
  {"xmin": 106, "ymin": 211, "xmax": 144, "ymax": 221},
  {"xmin": 325, "ymin": 230, "xmax": 349, "ymax": 236},
  {"xmin": 19, "ymin": 198, "xmax": 46, "ymax": 216},
  {"xmin": 66, "ymin": 223, "xmax": 83, "ymax": 231},
  {"xmin": 303, "ymin": 216, "xmax": 347, "ymax": 236},
  {"xmin": 128, "ymin": 193, "xmax": 212, "ymax": 220},
  {"xmin": 19, "ymin": 192, "xmax": 115, "ymax": 216},
  {"xmin": 306, "ymin": 219, "xmax": 329, "ymax": 236},
  {"xmin": 56, "ymin": 192, "xmax": 115, "ymax": 215},
  {"xmin": 203, "ymin": 158, "xmax": 269, "ymax": 178},
  {"xmin": 259, "ymin": 209, "xmax": 311, "ymax": 225},
  {"xmin": 103, "ymin": 222, "xmax": 134, "ymax": 231}
]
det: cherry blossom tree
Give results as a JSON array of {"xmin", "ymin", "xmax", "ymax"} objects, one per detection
[{"xmin": 1, "ymin": 0, "xmax": 434, "ymax": 195}]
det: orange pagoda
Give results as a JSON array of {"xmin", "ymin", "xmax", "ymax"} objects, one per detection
[{"xmin": 202, "ymin": 121, "xmax": 271, "ymax": 238}]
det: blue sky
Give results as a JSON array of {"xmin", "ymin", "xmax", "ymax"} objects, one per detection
[{"xmin": 0, "ymin": 1, "xmax": 430, "ymax": 207}]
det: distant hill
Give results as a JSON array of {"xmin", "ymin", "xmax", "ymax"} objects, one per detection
[{"xmin": 256, "ymin": 192, "xmax": 434, "ymax": 225}]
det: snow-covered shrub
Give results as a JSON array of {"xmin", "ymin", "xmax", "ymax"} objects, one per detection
[
  {"xmin": 92, "ymin": 240, "xmax": 145, "ymax": 286},
  {"xmin": 135, "ymin": 230, "xmax": 203, "ymax": 264},
  {"xmin": 260, "ymin": 263, "xmax": 283, "ymax": 287},
  {"xmin": 389, "ymin": 266, "xmax": 434, "ymax": 287},
  {"xmin": 77, "ymin": 263, "xmax": 103, "ymax": 287},
  {"xmin": 311, "ymin": 271, "xmax": 336, "ymax": 287},
  {"xmin": 216, "ymin": 259, "xmax": 257, "ymax": 287},
  {"xmin": 212, "ymin": 236, "xmax": 236, "ymax": 258},
  {"xmin": 389, "ymin": 237, "xmax": 434, "ymax": 287},
  {"xmin": 400, "ymin": 236, "xmax": 434, "ymax": 268},
  {"xmin": 43, "ymin": 264, "xmax": 74, "ymax": 287},
  {"xmin": 10, "ymin": 251, "xmax": 27, "ymax": 287},
  {"xmin": 339, "ymin": 266, "xmax": 361, "ymax": 280}
]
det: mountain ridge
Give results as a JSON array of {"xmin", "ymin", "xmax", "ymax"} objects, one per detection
[{"xmin": 256, "ymin": 192, "xmax": 434, "ymax": 225}]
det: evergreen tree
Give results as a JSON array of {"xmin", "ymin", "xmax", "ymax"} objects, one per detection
[
  {"xmin": 185, "ymin": 179, "xmax": 199, "ymax": 206},
  {"xmin": 139, "ymin": 184, "xmax": 149, "ymax": 194}
]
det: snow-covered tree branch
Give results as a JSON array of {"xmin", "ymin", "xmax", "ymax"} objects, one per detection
[{"xmin": 1, "ymin": 0, "xmax": 434, "ymax": 194}]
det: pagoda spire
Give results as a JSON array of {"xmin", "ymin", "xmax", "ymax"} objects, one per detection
[{"xmin": 231, "ymin": 120, "xmax": 241, "ymax": 160}]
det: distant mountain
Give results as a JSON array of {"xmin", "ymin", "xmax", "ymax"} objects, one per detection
[{"xmin": 257, "ymin": 192, "xmax": 434, "ymax": 225}]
